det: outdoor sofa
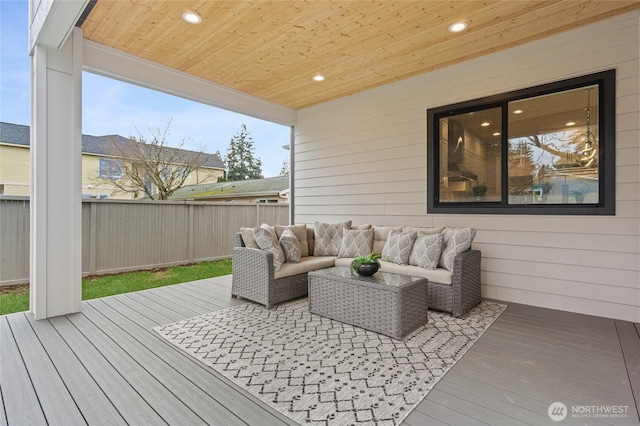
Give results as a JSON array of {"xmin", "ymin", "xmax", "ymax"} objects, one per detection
[{"xmin": 231, "ymin": 222, "xmax": 481, "ymax": 317}]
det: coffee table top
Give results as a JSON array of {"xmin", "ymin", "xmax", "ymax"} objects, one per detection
[{"xmin": 309, "ymin": 266, "xmax": 426, "ymax": 289}]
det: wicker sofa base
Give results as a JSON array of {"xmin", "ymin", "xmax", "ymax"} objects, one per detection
[{"xmin": 232, "ymin": 271, "xmax": 309, "ymax": 310}]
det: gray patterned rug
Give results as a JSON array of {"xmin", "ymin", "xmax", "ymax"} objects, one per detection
[{"xmin": 155, "ymin": 300, "xmax": 506, "ymax": 425}]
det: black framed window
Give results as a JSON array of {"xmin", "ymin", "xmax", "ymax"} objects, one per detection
[{"xmin": 427, "ymin": 70, "xmax": 615, "ymax": 215}]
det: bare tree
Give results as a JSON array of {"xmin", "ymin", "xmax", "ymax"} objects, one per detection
[{"xmin": 97, "ymin": 120, "xmax": 212, "ymax": 200}]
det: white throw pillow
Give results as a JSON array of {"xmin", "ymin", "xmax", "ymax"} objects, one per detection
[
  {"xmin": 409, "ymin": 233, "xmax": 444, "ymax": 270},
  {"xmin": 279, "ymin": 229, "xmax": 301, "ymax": 263},
  {"xmin": 338, "ymin": 229, "xmax": 374, "ymax": 258},
  {"xmin": 439, "ymin": 227, "xmax": 476, "ymax": 271},
  {"xmin": 253, "ymin": 224, "xmax": 286, "ymax": 271},
  {"xmin": 382, "ymin": 230, "xmax": 417, "ymax": 265}
]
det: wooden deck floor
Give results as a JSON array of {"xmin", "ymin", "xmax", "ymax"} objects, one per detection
[{"xmin": 1, "ymin": 275, "xmax": 638, "ymax": 425}]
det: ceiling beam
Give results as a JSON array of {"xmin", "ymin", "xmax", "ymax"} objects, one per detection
[
  {"xmin": 83, "ymin": 40, "xmax": 297, "ymax": 126},
  {"xmin": 29, "ymin": 0, "xmax": 90, "ymax": 53}
]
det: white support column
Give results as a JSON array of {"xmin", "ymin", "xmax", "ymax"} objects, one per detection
[{"xmin": 30, "ymin": 27, "xmax": 83, "ymax": 319}]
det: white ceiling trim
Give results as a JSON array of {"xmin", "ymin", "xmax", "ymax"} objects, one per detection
[
  {"xmin": 82, "ymin": 40, "xmax": 297, "ymax": 126},
  {"xmin": 29, "ymin": 0, "xmax": 89, "ymax": 53}
]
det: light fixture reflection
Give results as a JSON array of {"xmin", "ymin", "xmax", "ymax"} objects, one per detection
[{"xmin": 313, "ymin": 75, "xmax": 325, "ymax": 81}]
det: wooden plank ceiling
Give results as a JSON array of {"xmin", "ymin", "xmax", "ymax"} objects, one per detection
[{"xmin": 81, "ymin": 1, "xmax": 640, "ymax": 110}]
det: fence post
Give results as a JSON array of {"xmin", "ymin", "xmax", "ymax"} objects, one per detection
[
  {"xmin": 88, "ymin": 201, "xmax": 98, "ymax": 275},
  {"xmin": 187, "ymin": 203, "xmax": 194, "ymax": 262}
]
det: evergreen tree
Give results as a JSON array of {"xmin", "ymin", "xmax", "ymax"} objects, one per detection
[
  {"xmin": 279, "ymin": 160, "xmax": 289, "ymax": 177},
  {"xmin": 225, "ymin": 124, "xmax": 263, "ymax": 181}
]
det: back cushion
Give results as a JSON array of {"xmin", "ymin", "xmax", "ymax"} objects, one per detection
[
  {"xmin": 371, "ymin": 225, "xmax": 403, "ymax": 255},
  {"xmin": 402, "ymin": 226, "xmax": 445, "ymax": 235},
  {"xmin": 275, "ymin": 224, "xmax": 309, "ymax": 257}
]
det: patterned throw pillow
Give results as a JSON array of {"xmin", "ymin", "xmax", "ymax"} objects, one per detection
[
  {"xmin": 274, "ymin": 224, "xmax": 309, "ymax": 257},
  {"xmin": 279, "ymin": 229, "xmax": 301, "ymax": 263},
  {"xmin": 409, "ymin": 233, "xmax": 444, "ymax": 270},
  {"xmin": 382, "ymin": 230, "xmax": 417, "ymax": 265},
  {"xmin": 253, "ymin": 224, "xmax": 286, "ymax": 271},
  {"xmin": 314, "ymin": 221, "xmax": 352, "ymax": 256},
  {"xmin": 439, "ymin": 227, "xmax": 477, "ymax": 271},
  {"xmin": 338, "ymin": 229, "xmax": 374, "ymax": 258}
]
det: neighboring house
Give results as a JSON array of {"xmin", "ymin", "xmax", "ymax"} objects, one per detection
[
  {"xmin": 0, "ymin": 122, "xmax": 225, "ymax": 198},
  {"xmin": 171, "ymin": 176, "xmax": 289, "ymax": 203}
]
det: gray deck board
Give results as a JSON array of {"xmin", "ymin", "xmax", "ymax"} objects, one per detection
[
  {"xmin": 79, "ymin": 302, "xmax": 246, "ymax": 426},
  {"xmin": 617, "ymin": 320, "xmax": 640, "ymax": 421},
  {"xmin": 25, "ymin": 313, "xmax": 125, "ymax": 425},
  {"xmin": 0, "ymin": 316, "xmax": 48, "ymax": 425},
  {"xmin": 2, "ymin": 276, "xmax": 639, "ymax": 426},
  {"xmin": 64, "ymin": 309, "xmax": 208, "ymax": 425},
  {"xmin": 87, "ymin": 298, "xmax": 296, "ymax": 426},
  {"xmin": 47, "ymin": 314, "xmax": 167, "ymax": 425},
  {"xmin": 0, "ymin": 387, "xmax": 7, "ymax": 426}
]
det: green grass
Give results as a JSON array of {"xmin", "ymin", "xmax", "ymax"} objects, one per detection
[{"xmin": 0, "ymin": 259, "xmax": 232, "ymax": 316}]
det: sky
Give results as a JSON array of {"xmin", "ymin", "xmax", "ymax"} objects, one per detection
[{"xmin": 0, "ymin": 1, "xmax": 290, "ymax": 178}]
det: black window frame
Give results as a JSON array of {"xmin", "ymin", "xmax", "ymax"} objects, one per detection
[{"xmin": 427, "ymin": 70, "xmax": 616, "ymax": 215}]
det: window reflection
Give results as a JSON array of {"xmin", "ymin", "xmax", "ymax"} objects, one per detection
[
  {"xmin": 508, "ymin": 85, "xmax": 599, "ymax": 205},
  {"xmin": 439, "ymin": 108, "xmax": 502, "ymax": 203}
]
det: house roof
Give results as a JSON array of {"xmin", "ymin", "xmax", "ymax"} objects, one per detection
[
  {"xmin": 79, "ymin": 1, "xmax": 640, "ymax": 109},
  {"xmin": 171, "ymin": 176, "xmax": 289, "ymax": 200},
  {"xmin": 0, "ymin": 122, "xmax": 225, "ymax": 169}
]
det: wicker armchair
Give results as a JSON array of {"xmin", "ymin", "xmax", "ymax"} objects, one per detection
[
  {"xmin": 428, "ymin": 250, "xmax": 482, "ymax": 317},
  {"xmin": 231, "ymin": 234, "xmax": 308, "ymax": 309}
]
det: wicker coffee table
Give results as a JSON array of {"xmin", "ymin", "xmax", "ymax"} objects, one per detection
[{"xmin": 308, "ymin": 267, "xmax": 428, "ymax": 340}]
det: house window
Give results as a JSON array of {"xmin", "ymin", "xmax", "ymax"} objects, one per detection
[
  {"xmin": 99, "ymin": 159, "xmax": 123, "ymax": 179},
  {"xmin": 427, "ymin": 70, "xmax": 615, "ymax": 215}
]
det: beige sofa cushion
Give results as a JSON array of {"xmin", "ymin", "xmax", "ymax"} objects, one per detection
[
  {"xmin": 239, "ymin": 227, "xmax": 260, "ymax": 249},
  {"xmin": 402, "ymin": 226, "xmax": 445, "ymax": 235},
  {"xmin": 372, "ymin": 225, "xmax": 403, "ymax": 254},
  {"xmin": 275, "ymin": 224, "xmax": 309, "ymax": 257},
  {"xmin": 335, "ymin": 258, "xmax": 453, "ymax": 285},
  {"xmin": 274, "ymin": 256, "xmax": 338, "ymax": 279},
  {"xmin": 379, "ymin": 260, "xmax": 453, "ymax": 285}
]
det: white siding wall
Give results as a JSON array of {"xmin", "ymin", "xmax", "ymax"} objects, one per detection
[{"xmin": 295, "ymin": 12, "xmax": 640, "ymax": 322}]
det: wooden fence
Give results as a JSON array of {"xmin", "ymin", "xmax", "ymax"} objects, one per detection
[{"xmin": 0, "ymin": 196, "xmax": 289, "ymax": 286}]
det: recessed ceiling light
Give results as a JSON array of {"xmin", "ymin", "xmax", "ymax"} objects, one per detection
[
  {"xmin": 566, "ymin": 121, "xmax": 576, "ymax": 126},
  {"xmin": 448, "ymin": 22, "xmax": 468, "ymax": 33},
  {"xmin": 481, "ymin": 122, "xmax": 490, "ymax": 127},
  {"xmin": 513, "ymin": 109, "xmax": 523, "ymax": 114},
  {"xmin": 182, "ymin": 10, "xmax": 202, "ymax": 24},
  {"xmin": 313, "ymin": 75, "xmax": 325, "ymax": 82},
  {"xmin": 492, "ymin": 132, "xmax": 501, "ymax": 136}
]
